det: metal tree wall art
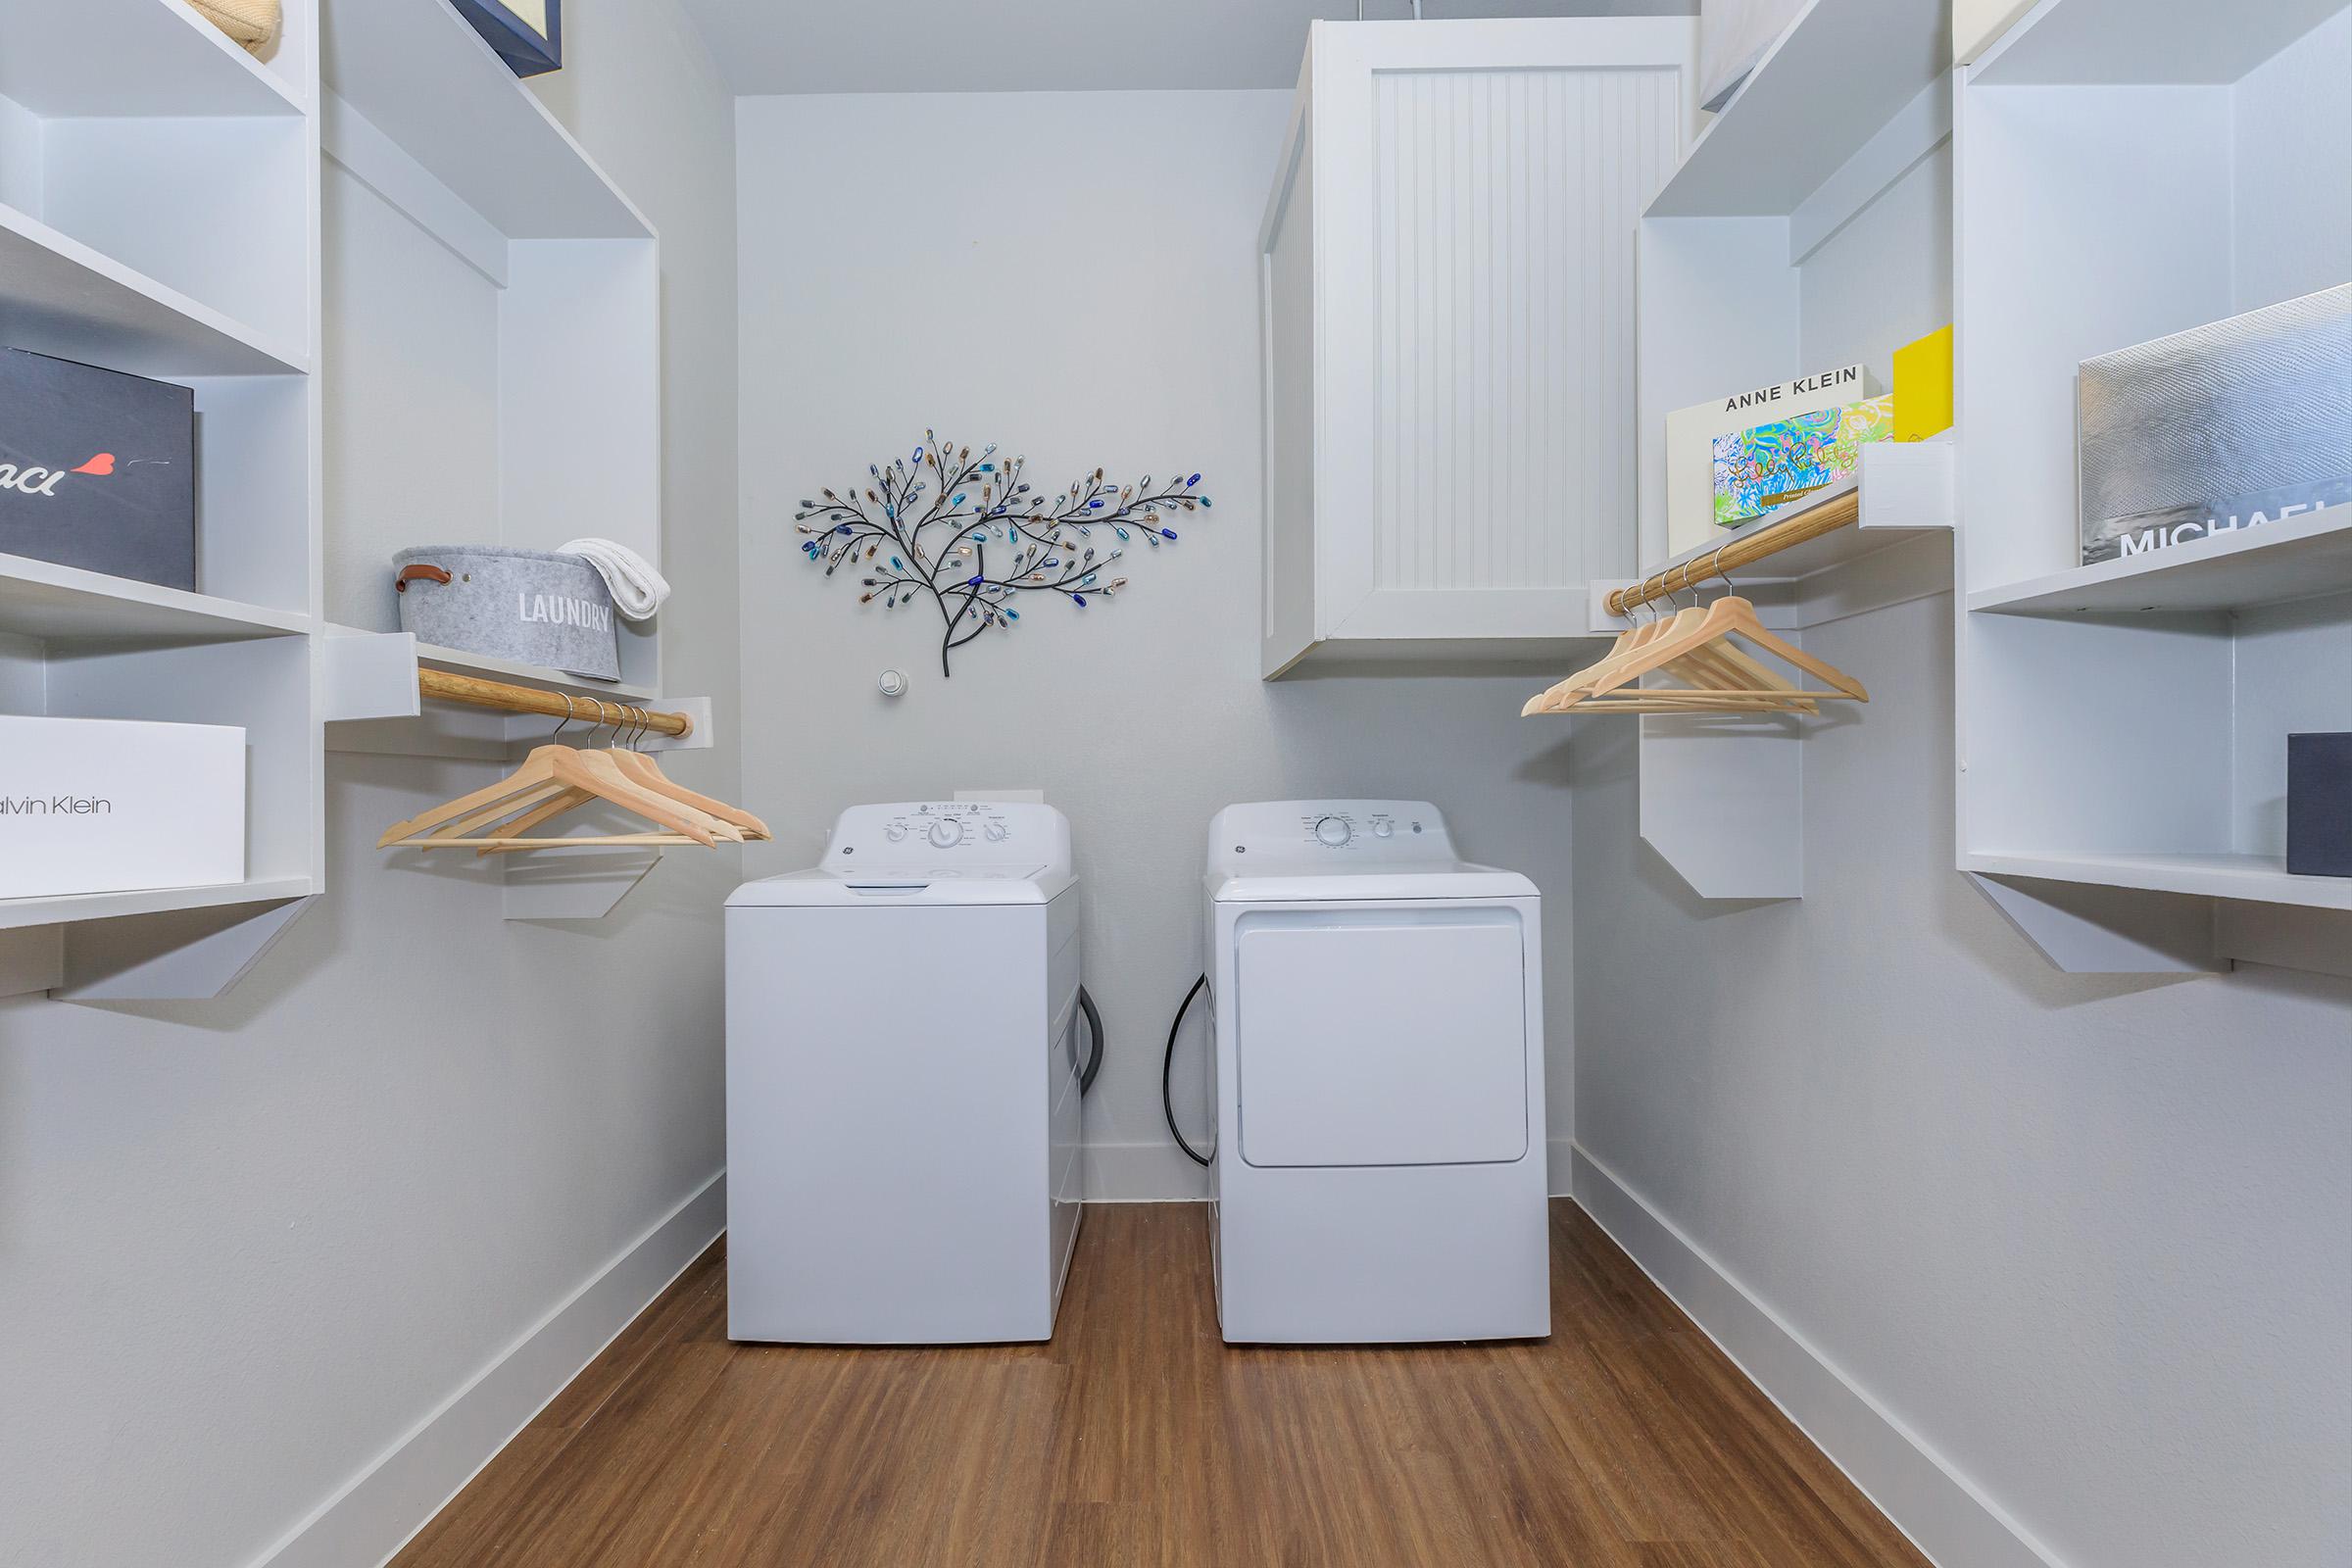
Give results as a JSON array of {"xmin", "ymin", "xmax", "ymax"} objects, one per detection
[{"xmin": 795, "ymin": 430, "xmax": 1210, "ymax": 676}]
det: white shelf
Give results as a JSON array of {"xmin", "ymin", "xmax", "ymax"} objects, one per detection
[
  {"xmin": 0, "ymin": 554, "xmax": 312, "ymax": 643},
  {"xmin": 0, "ymin": 875, "xmax": 316, "ymax": 934},
  {"xmin": 1970, "ymin": 502, "xmax": 2352, "ymax": 617},
  {"xmin": 1965, "ymin": 852, "xmax": 2352, "ymax": 913},
  {"xmin": 1971, "ymin": 0, "xmax": 2349, "ymax": 85},
  {"xmin": 1646, "ymin": 0, "xmax": 1948, "ymax": 220},
  {"xmin": 321, "ymin": 0, "xmax": 650, "ymax": 241},
  {"xmin": 1635, "ymin": 443, "xmax": 1955, "ymax": 589},
  {"xmin": 0, "ymin": 0, "xmax": 306, "ymax": 118},
  {"xmin": 0, "ymin": 200, "xmax": 310, "ymax": 378}
]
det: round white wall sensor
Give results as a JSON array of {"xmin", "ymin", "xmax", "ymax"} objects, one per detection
[{"xmin": 878, "ymin": 669, "xmax": 908, "ymax": 698}]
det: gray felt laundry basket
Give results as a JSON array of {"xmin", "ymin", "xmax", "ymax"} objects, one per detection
[{"xmin": 392, "ymin": 545, "xmax": 620, "ymax": 681}]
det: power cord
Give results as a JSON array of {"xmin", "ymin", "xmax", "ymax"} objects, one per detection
[
  {"xmin": 1162, "ymin": 973, "xmax": 1211, "ymax": 1166},
  {"xmin": 1076, "ymin": 985, "xmax": 1103, "ymax": 1096}
]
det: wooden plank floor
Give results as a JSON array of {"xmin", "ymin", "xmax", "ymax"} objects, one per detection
[{"xmin": 395, "ymin": 1201, "xmax": 1930, "ymax": 1568}]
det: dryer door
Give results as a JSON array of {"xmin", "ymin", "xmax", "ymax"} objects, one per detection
[{"xmin": 1235, "ymin": 906, "xmax": 1528, "ymax": 1168}]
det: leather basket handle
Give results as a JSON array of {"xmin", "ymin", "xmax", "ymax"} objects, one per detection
[{"xmin": 396, "ymin": 563, "xmax": 452, "ymax": 594}]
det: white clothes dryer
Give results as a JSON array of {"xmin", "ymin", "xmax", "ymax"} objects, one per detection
[{"xmin": 1201, "ymin": 801, "xmax": 1548, "ymax": 1344}]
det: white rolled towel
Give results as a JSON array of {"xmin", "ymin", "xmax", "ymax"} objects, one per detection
[{"xmin": 559, "ymin": 538, "xmax": 671, "ymax": 621}]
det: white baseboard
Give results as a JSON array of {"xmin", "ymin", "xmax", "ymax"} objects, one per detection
[
  {"xmin": 1547, "ymin": 1137, "xmax": 1575, "ymax": 1197},
  {"xmin": 1571, "ymin": 1147, "xmax": 2064, "ymax": 1568},
  {"xmin": 249, "ymin": 1172, "xmax": 728, "ymax": 1568}
]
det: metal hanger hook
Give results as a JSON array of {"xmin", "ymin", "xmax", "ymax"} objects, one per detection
[{"xmin": 552, "ymin": 692, "xmax": 579, "ymax": 740}]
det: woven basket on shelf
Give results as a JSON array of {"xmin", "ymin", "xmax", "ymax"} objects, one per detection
[{"xmin": 188, "ymin": 0, "xmax": 281, "ymax": 55}]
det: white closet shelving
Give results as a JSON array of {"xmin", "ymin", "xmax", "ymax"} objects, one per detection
[
  {"xmin": 2, "ymin": 0, "xmax": 694, "ymax": 1000},
  {"xmin": 1953, "ymin": 0, "xmax": 2352, "ymax": 969},
  {"xmin": 317, "ymin": 0, "xmax": 663, "ymax": 702},
  {"xmin": 1609, "ymin": 0, "xmax": 1954, "ymax": 901},
  {"xmin": 0, "ymin": 0, "xmax": 322, "ymax": 987}
]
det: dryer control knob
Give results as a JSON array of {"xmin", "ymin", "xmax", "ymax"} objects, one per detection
[
  {"xmin": 929, "ymin": 817, "xmax": 965, "ymax": 849},
  {"xmin": 983, "ymin": 820, "xmax": 1008, "ymax": 843},
  {"xmin": 885, "ymin": 822, "xmax": 907, "ymax": 842},
  {"xmin": 1314, "ymin": 815, "xmax": 1351, "ymax": 848},
  {"xmin": 1373, "ymin": 819, "xmax": 1394, "ymax": 838}
]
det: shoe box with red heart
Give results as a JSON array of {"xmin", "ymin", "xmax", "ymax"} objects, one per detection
[{"xmin": 1, "ymin": 348, "xmax": 196, "ymax": 592}]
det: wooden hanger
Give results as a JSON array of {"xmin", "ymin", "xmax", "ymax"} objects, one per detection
[
  {"xmin": 464, "ymin": 703, "xmax": 773, "ymax": 855},
  {"xmin": 1524, "ymin": 587, "xmax": 1821, "ymax": 717},
  {"xmin": 379, "ymin": 696, "xmax": 764, "ymax": 853},
  {"xmin": 378, "ymin": 744, "xmax": 742, "ymax": 850},
  {"xmin": 1591, "ymin": 593, "xmax": 1864, "ymax": 703},
  {"xmin": 1524, "ymin": 594, "xmax": 1865, "ymax": 716}
]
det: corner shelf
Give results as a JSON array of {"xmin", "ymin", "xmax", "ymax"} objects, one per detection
[
  {"xmin": 1968, "ymin": 502, "xmax": 2352, "ymax": 617},
  {"xmin": 1646, "ymin": 0, "xmax": 1950, "ymax": 221},
  {"xmin": 0, "ymin": 201, "xmax": 309, "ymax": 378},
  {"xmin": 0, "ymin": 553, "xmax": 313, "ymax": 644}
]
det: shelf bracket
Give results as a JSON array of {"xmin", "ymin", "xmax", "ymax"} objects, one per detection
[
  {"xmin": 53, "ymin": 896, "xmax": 316, "ymax": 1002},
  {"xmin": 1967, "ymin": 874, "xmax": 2225, "ymax": 975}
]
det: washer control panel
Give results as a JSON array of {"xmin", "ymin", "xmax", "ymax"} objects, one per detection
[{"xmin": 824, "ymin": 801, "xmax": 1069, "ymax": 874}]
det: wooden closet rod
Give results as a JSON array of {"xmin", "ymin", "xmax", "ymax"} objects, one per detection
[
  {"xmin": 416, "ymin": 669, "xmax": 695, "ymax": 739},
  {"xmin": 1604, "ymin": 487, "xmax": 1861, "ymax": 618}
]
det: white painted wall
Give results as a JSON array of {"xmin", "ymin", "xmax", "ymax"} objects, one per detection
[
  {"xmin": 0, "ymin": 4, "xmax": 740, "ymax": 1565},
  {"xmin": 1572, "ymin": 594, "xmax": 2352, "ymax": 1568},
  {"xmin": 736, "ymin": 90, "xmax": 1583, "ymax": 1200}
]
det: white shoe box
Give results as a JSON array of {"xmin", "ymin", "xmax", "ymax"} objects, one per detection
[{"xmin": 0, "ymin": 716, "xmax": 245, "ymax": 902}]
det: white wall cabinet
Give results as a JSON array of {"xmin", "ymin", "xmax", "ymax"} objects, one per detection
[{"xmin": 1256, "ymin": 19, "xmax": 1696, "ymax": 677}]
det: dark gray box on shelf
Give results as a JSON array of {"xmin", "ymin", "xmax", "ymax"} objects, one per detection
[
  {"xmin": 2286, "ymin": 733, "xmax": 2352, "ymax": 878},
  {"xmin": 2078, "ymin": 283, "xmax": 2352, "ymax": 566},
  {"xmin": 0, "ymin": 348, "xmax": 196, "ymax": 590}
]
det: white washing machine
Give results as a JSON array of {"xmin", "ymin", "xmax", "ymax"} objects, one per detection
[
  {"xmin": 1202, "ymin": 801, "xmax": 1548, "ymax": 1344},
  {"xmin": 724, "ymin": 801, "xmax": 1086, "ymax": 1344}
]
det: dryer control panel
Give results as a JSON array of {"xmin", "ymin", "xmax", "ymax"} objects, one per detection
[
  {"xmin": 1209, "ymin": 801, "xmax": 1457, "ymax": 863},
  {"xmin": 821, "ymin": 801, "xmax": 1071, "ymax": 874}
]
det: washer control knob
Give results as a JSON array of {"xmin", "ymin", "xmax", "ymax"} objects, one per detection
[
  {"xmin": 1373, "ymin": 819, "xmax": 1394, "ymax": 839},
  {"xmin": 983, "ymin": 820, "xmax": 1008, "ymax": 843},
  {"xmin": 884, "ymin": 822, "xmax": 907, "ymax": 842},
  {"xmin": 1314, "ymin": 815, "xmax": 1351, "ymax": 848},
  {"xmin": 928, "ymin": 817, "xmax": 965, "ymax": 849}
]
